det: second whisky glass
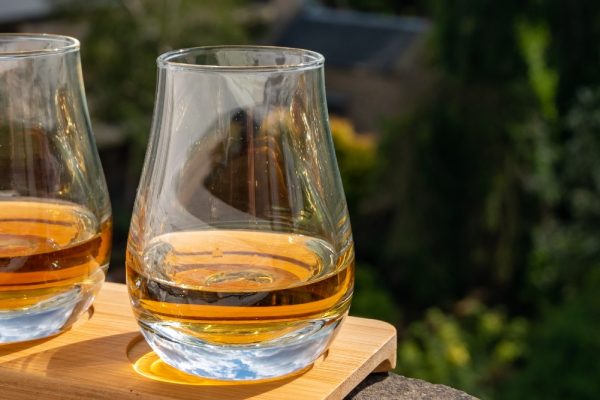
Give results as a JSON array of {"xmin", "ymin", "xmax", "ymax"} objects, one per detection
[
  {"xmin": 127, "ymin": 46, "xmax": 354, "ymax": 380},
  {"xmin": 0, "ymin": 34, "xmax": 112, "ymax": 343}
]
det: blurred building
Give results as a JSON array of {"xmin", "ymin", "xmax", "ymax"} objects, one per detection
[
  {"xmin": 271, "ymin": 2, "xmax": 431, "ymax": 132},
  {"xmin": 1, "ymin": 0, "xmax": 431, "ymax": 134},
  {"xmin": 0, "ymin": 0, "xmax": 52, "ymax": 29}
]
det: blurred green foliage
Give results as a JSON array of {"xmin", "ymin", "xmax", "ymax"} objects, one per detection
[
  {"xmin": 330, "ymin": 117, "xmax": 377, "ymax": 210},
  {"xmin": 398, "ymin": 302, "xmax": 528, "ymax": 398},
  {"xmin": 350, "ymin": 264, "xmax": 402, "ymax": 325},
  {"xmin": 499, "ymin": 285, "xmax": 600, "ymax": 400},
  {"xmin": 496, "ymin": 88, "xmax": 600, "ymax": 399},
  {"xmin": 340, "ymin": 0, "xmax": 600, "ymax": 398}
]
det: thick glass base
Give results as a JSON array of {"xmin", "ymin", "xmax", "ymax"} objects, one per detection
[
  {"xmin": 139, "ymin": 316, "xmax": 345, "ymax": 381},
  {"xmin": 0, "ymin": 268, "xmax": 106, "ymax": 344}
]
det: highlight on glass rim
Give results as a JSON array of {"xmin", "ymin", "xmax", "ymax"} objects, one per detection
[{"xmin": 1, "ymin": 1, "xmax": 599, "ymax": 399}]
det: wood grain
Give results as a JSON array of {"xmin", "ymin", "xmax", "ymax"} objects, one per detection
[{"xmin": 0, "ymin": 282, "xmax": 396, "ymax": 400}]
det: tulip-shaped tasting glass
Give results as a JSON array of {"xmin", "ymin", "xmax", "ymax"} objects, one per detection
[
  {"xmin": 0, "ymin": 34, "xmax": 112, "ymax": 343},
  {"xmin": 126, "ymin": 46, "xmax": 354, "ymax": 380}
]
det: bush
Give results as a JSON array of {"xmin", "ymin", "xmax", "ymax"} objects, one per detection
[
  {"xmin": 330, "ymin": 116, "xmax": 376, "ymax": 210},
  {"xmin": 397, "ymin": 301, "xmax": 528, "ymax": 398},
  {"xmin": 500, "ymin": 282, "xmax": 600, "ymax": 400}
]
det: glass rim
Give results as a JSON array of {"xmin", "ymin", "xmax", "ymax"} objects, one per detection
[
  {"xmin": 157, "ymin": 45, "xmax": 325, "ymax": 72},
  {"xmin": 0, "ymin": 33, "xmax": 80, "ymax": 58}
]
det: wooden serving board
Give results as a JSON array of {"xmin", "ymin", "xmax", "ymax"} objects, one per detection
[{"xmin": 0, "ymin": 282, "xmax": 396, "ymax": 400}]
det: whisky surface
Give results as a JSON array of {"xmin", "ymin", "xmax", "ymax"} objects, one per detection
[
  {"xmin": 127, "ymin": 230, "xmax": 354, "ymax": 345},
  {"xmin": 0, "ymin": 199, "xmax": 111, "ymax": 311}
]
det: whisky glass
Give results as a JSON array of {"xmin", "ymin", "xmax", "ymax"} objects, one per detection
[
  {"xmin": 127, "ymin": 46, "xmax": 354, "ymax": 380},
  {"xmin": 0, "ymin": 34, "xmax": 112, "ymax": 343}
]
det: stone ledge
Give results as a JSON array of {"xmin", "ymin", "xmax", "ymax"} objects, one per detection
[{"xmin": 346, "ymin": 372, "xmax": 478, "ymax": 400}]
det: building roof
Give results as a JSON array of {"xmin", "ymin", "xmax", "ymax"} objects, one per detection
[
  {"xmin": 275, "ymin": 6, "xmax": 430, "ymax": 72},
  {"xmin": 0, "ymin": 0, "xmax": 53, "ymax": 25}
]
